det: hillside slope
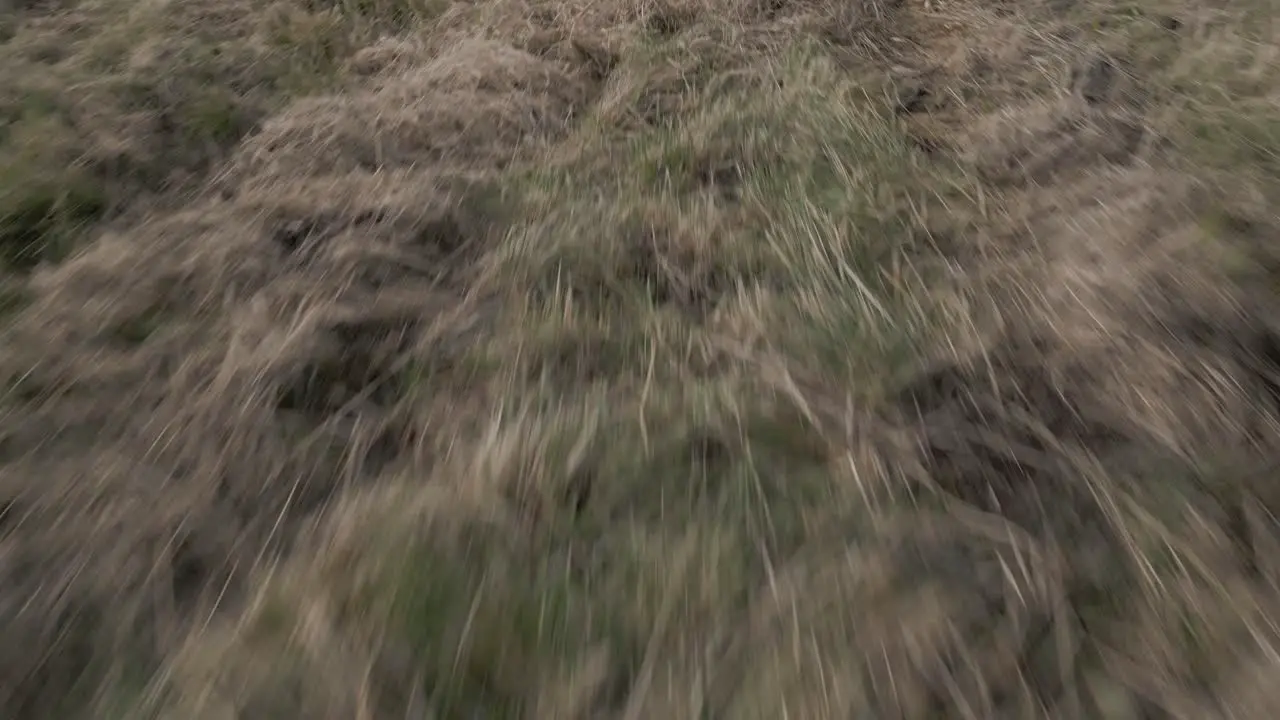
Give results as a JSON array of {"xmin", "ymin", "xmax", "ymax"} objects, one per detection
[{"xmin": 3, "ymin": 0, "xmax": 1280, "ymax": 716}]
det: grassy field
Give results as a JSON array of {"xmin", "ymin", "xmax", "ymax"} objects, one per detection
[{"xmin": 2, "ymin": 0, "xmax": 1280, "ymax": 716}]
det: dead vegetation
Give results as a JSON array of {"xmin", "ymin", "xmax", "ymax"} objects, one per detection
[{"xmin": 2, "ymin": 0, "xmax": 1280, "ymax": 716}]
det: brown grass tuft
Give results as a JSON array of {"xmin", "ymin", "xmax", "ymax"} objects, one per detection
[{"xmin": 237, "ymin": 38, "xmax": 588, "ymax": 181}]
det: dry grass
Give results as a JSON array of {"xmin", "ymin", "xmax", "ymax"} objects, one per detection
[{"xmin": 2, "ymin": 0, "xmax": 1280, "ymax": 716}]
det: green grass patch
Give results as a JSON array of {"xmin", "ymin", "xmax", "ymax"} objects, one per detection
[
  {"xmin": 483, "ymin": 42, "xmax": 971, "ymax": 403},
  {"xmin": 0, "ymin": 168, "xmax": 108, "ymax": 272},
  {"xmin": 356, "ymin": 382, "xmax": 849, "ymax": 715}
]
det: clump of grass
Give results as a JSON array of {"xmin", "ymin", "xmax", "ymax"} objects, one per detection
[
  {"xmin": 13, "ymin": 0, "xmax": 1280, "ymax": 715},
  {"xmin": 0, "ymin": 282, "xmax": 28, "ymax": 320},
  {"xmin": 377, "ymin": 527, "xmax": 594, "ymax": 717},
  {"xmin": 308, "ymin": 0, "xmax": 451, "ymax": 31},
  {"xmin": 0, "ymin": 0, "xmax": 463, "ymax": 280},
  {"xmin": 335, "ymin": 47, "xmax": 967, "ymax": 713},
  {"xmin": 0, "ymin": 103, "xmax": 109, "ymax": 271},
  {"xmin": 483, "ymin": 41, "xmax": 974, "ymax": 399},
  {"xmin": 0, "ymin": 170, "xmax": 108, "ymax": 272},
  {"xmin": 162, "ymin": 374, "xmax": 851, "ymax": 717},
  {"xmin": 1075, "ymin": 0, "xmax": 1280, "ymax": 184},
  {"xmin": 149, "ymin": 40, "xmax": 960, "ymax": 718}
]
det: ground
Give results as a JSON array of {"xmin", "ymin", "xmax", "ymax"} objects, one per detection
[{"xmin": 1, "ymin": 0, "xmax": 1279, "ymax": 716}]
